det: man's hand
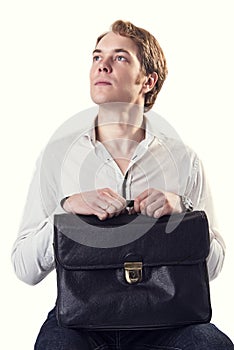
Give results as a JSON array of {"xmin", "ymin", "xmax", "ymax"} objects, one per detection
[
  {"xmin": 62, "ymin": 188, "xmax": 126, "ymax": 221},
  {"xmin": 134, "ymin": 188, "xmax": 182, "ymax": 218}
]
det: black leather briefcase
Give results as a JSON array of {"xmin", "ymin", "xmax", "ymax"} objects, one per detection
[{"xmin": 53, "ymin": 211, "xmax": 212, "ymax": 330}]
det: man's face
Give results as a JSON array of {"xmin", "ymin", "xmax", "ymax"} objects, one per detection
[{"xmin": 90, "ymin": 32, "xmax": 147, "ymax": 106}]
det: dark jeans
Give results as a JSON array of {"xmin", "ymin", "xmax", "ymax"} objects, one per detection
[{"xmin": 35, "ymin": 308, "xmax": 234, "ymax": 350}]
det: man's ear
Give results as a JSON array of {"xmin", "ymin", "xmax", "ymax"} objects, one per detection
[{"xmin": 143, "ymin": 72, "xmax": 158, "ymax": 92}]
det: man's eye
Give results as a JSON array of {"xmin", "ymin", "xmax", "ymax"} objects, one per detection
[
  {"xmin": 116, "ymin": 56, "xmax": 127, "ymax": 62},
  {"xmin": 93, "ymin": 56, "xmax": 101, "ymax": 62}
]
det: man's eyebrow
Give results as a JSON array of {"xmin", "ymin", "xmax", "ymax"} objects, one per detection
[{"xmin": 92, "ymin": 48, "xmax": 131, "ymax": 55}]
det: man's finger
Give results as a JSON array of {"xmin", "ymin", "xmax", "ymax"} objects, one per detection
[{"xmin": 100, "ymin": 192, "xmax": 126, "ymax": 211}]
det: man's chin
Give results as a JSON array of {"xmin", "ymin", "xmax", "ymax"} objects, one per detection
[{"xmin": 91, "ymin": 96, "xmax": 118, "ymax": 105}]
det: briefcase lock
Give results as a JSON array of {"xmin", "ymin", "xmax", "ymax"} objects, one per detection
[{"xmin": 124, "ymin": 262, "xmax": 142, "ymax": 284}]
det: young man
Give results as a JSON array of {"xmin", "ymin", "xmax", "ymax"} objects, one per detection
[{"xmin": 12, "ymin": 20, "xmax": 234, "ymax": 349}]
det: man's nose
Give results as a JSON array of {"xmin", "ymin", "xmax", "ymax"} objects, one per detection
[{"xmin": 98, "ymin": 59, "xmax": 112, "ymax": 73}]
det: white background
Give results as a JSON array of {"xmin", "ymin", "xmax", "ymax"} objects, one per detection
[{"xmin": 1, "ymin": 0, "xmax": 234, "ymax": 348}]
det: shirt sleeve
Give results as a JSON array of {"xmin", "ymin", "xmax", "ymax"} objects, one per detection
[
  {"xmin": 11, "ymin": 151, "xmax": 60, "ymax": 285},
  {"xmin": 186, "ymin": 155, "xmax": 225, "ymax": 281}
]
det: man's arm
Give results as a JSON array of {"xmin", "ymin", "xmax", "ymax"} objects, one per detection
[
  {"xmin": 133, "ymin": 156, "xmax": 225, "ymax": 281},
  {"xmin": 12, "ymin": 154, "xmax": 127, "ymax": 285},
  {"xmin": 188, "ymin": 158, "xmax": 225, "ymax": 280},
  {"xmin": 11, "ymin": 153, "xmax": 57, "ymax": 285}
]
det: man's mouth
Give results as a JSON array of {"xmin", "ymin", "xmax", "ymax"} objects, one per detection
[{"xmin": 95, "ymin": 80, "xmax": 112, "ymax": 86}]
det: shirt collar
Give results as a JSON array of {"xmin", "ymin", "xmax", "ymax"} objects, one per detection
[{"xmin": 82, "ymin": 115, "xmax": 158, "ymax": 148}]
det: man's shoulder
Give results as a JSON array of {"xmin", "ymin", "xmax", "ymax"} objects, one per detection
[
  {"xmin": 146, "ymin": 112, "xmax": 198, "ymax": 160},
  {"xmin": 158, "ymin": 133, "xmax": 197, "ymax": 157},
  {"xmin": 39, "ymin": 117, "xmax": 96, "ymax": 176}
]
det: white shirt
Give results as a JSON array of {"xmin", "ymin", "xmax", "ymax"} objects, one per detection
[{"xmin": 11, "ymin": 111, "xmax": 225, "ymax": 285}]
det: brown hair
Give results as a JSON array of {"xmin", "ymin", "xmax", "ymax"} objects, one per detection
[{"xmin": 96, "ymin": 20, "xmax": 168, "ymax": 112}]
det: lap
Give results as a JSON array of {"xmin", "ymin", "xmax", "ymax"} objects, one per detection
[
  {"xmin": 121, "ymin": 323, "xmax": 234, "ymax": 350},
  {"xmin": 34, "ymin": 309, "xmax": 91, "ymax": 350},
  {"xmin": 34, "ymin": 308, "xmax": 234, "ymax": 350}
]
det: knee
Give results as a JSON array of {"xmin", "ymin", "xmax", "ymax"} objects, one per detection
[
  {"xmin": 34, "ymin": 329, "xmax": 90, "ymax": 350},
  {"xmin": 35, "ymin": 338, "xmax": 90, "ymax": 350},
  {"xmin": 183, "ymin": 323, "xmax": 234, "ymax": 349}
]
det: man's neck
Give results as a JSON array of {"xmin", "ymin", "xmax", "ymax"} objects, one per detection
[{"xmin": 95, "ymin": 102, "xmax": 145, "ymax": 144}]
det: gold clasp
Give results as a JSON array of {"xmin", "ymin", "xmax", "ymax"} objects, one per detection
[{"xmin": 124, "ymin": 262, "xmax": 142, "ymax": 284}]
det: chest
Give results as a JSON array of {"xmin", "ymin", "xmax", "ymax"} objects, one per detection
[
  {"xmin": 60, "ymin": 139, "xmax": 189, "ymax": 197},
  {"xmin": 113, "ymin": 157, "xmax": 131, "ymax": 176}
]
